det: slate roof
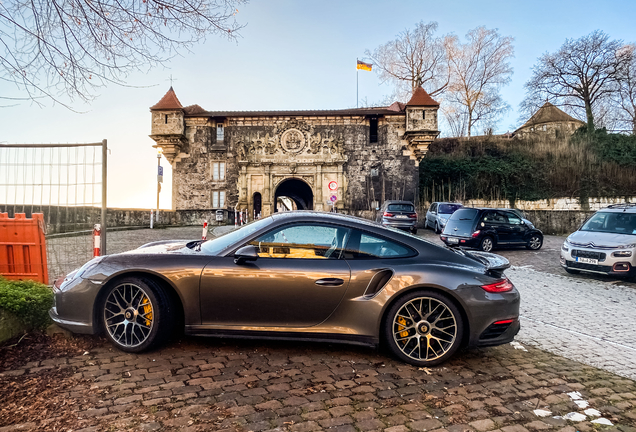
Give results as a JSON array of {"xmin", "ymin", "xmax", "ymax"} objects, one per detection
[
  {"xmin": 150, "ymin": 87, "xmax": 183, "ymax": 110},
  {"xmin": 519, "ymin": 102, "xmax": 584, "ymax": 129},
  {"xmin": 406, "ymin": 86, "xmax": 439, "ymax": 107}
]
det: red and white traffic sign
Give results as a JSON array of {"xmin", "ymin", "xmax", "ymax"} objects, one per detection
[{"xmin": 328, "ymin": 181, "xmax": 338, "ymax": 191}]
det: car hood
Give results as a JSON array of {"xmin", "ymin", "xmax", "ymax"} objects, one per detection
[
  {"xmin": 120, "ymin": 240, "xmax": 202, "ymax": 255},
  {"xmin": 567, "ymin": 231, "xmax": 636, "ymax": 248}
]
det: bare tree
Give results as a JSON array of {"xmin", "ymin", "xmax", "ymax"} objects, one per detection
[
  {"xmin": 446, "ymin": 26, "xmax": 514, "ymax": 138},
  {"xmin": 365, "ymin": 21, "xmax": 453, "ymax": 101},
  {"xmin": 0, "ymin": 0, "xmax": 244, "ymax": 107},
  {"xmin": 614, "ymin": 44, "xmax": 636, "ymax": 134},
  {"xmin": 522, "ymin": 30, "xmax": 630, "ymax": 132}
]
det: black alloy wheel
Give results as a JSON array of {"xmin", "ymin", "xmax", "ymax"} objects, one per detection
[
  {"xmin": 101, "ymin": 277, "xmax": 171, "ymax": 352},
  {"xmin": 480, "ymin": 236, "xmax": 494, "ymax": 252},
  {"xmin": 526, "ymin": 234, "xmax": 543, "ymax": 250},
  {"xmin": 384, "ymin": 290, "xmax": 464, "ymax": 367}
]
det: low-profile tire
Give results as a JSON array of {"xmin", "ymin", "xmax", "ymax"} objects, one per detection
[
  {"xmin": 434, "ymin": 223, "xmax": 441, "ymax": 234},
  {"xmin": 384, "ymin": 290, "xmax": 464, "ymax": 367},
  {"xmin": 101, "ymin": 276, "xmax": 171, "ymax": 353},
  {"xmin": 479, "ymin": 236, "xmax": 494, "ymax": 252},
  {"xmin": 565, "ymin": 268, "xmax": 580, "ymax": 275},
  {"xmin": 526, "ymin": 234, "xmax": 543, "ymax": 250}
]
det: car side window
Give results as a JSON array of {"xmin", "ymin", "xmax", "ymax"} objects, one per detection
[
  {"xmin": 481, "ymin": 211, "xmax": 498, "ymax": 224},
  {"xmin": 249, "ymin": 224, "xmax": 350, "ymax": 259},
  {"xmin": 343, "ymin": 229, "xmax": 414, "ymax": 259},
  {"xmin": 506, "ymin": 213, "xmax": 522, "ymax": 225},
  {"xmin": 430, "ymin": 203, "xmax": 437, "ymax": 214}
]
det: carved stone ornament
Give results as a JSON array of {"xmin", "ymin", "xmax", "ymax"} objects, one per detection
[
  {"xmin": 280, "ymin": 129, "xmax": 306, "ymax": 154},
  {"xmin": 289, "ymin": 162, "xmax": 298, "ymax": 174}
]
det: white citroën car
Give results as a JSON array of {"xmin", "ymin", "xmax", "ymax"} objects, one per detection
[{"xmin": 561, "ymin": 203, "xmax": 636, "ymax": 278}]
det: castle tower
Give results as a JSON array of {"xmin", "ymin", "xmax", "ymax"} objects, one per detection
[
  {"xmin": 149, "ymin": 87, "xmax": 187, "ymax": 164},
  {"xmin": 402, "ymin": 86, "xmax": 440, "ymax": 163}
]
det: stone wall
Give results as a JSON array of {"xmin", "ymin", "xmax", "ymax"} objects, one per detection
[{"xmin": 460, "ymin": 196, "xmax": 636, "ymax": 211}]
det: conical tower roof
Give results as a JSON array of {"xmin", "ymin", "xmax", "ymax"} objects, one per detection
[
  {"xmin": 150, "ymin": 87, "xmax": 183, "ymax": 110},
  {"xmin": 406, "ymin": 86, "xmax": 439, "ymax": 107}
]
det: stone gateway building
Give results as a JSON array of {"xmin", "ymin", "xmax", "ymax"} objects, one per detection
[{"xmin": 149, "ymin": 87, "xmax": 439, "ymax": 218}]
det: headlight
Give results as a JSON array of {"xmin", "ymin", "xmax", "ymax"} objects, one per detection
[
  {"xmin": 617, "ymin": 243, "xmax": 636, "ymax": 249},
  {"xmin": 62, "ymin": 256, "xmax": 104, "ymax": 288},
  {"xmin": 561, "ymin": 241, "xmax": 569, "ymax": 252},
  {"xmin": 613, "ymin": 251, "xmax": 633, "ymax": 257}
]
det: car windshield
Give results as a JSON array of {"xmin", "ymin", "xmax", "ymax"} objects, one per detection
[
  {"xmin": 200, "ymin": 217, "xmax": 274, "ymax": 255},
  {"xmin": 580, "ymin": 212, "xmax": 636, "ymax": 235},
  {"xmin": 438, "ymin": 204, "xmax": 462, "ymax": 214},
  {"xmin": 387, "ymin": 203, "xmax": 414, "ymax": 212}
]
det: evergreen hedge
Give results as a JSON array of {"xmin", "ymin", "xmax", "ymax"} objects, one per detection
[{"xmin": 0, "ymin": 277, "xmax": 54, "ymax": 329}]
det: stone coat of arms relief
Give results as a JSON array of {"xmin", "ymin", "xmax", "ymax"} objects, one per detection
[{"xmin": 235, "ymin": 120, "xmax": 346, "ymax": 161}]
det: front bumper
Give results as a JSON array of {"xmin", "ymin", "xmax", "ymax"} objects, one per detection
[
  {"xmin": 49, "ymin": 307, "xmax": 95, "ymax": 334},
  {"xmin": 49, "ymin": 277, "xmax": 101, "ymax": 335},
  {"xmin": 560, "ymin": 247, "xmax": 636, "ymax": 277}
]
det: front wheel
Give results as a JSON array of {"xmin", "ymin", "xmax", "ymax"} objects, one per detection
[
  {"xmin": 526, "ymin": 234, "xmax": 543, "ymax": 250},
  {"xmin": 101, "ymin": 277, "xmax": 171, "ymax": 353},
  {"xmin": 434, "ymin": 223, "xmax": 441, "ymax": 234},
  {"xmin": 479, "ymin": 236, "xmax": 494, "ymax": 252},
  {"xmin": 384, "ymin": 290, "xmax": 464, "ymax": 366}
]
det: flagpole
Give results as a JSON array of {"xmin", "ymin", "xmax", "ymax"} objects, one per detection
[{"xmin": 356, "ymin": 59, "xmax": 359, "ymax": 108}]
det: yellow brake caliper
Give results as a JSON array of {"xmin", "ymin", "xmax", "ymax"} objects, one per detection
[
  {"xmin": 141, "ymin": 296, "xmax": 153, "ymax": 326},
  {"xmin": 397, "ymin": 316, "xmax": 409, "ymax": 343}
]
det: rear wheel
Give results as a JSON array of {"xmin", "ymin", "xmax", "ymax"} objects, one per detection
[
  {"xmin": 526, "ymin": 234, "xmax": 543, "ymax": 250},
  {"xmin": 480, "ymin": 236, "xmax": 494, "ymax": 252},
  {"xmin": 101, "ymin": 277, "xmax": 171, "ymax": 352},
  {"xmin": 384, "ymin": 290, "xmax": 463, "ymax": 366},
  {"xmin": 411, "ymin": 227, "xmax": 418, "ymax": 235},
  {"xmin": 434, "ymin": 223, "xmax": 441, "ymax": 234}
]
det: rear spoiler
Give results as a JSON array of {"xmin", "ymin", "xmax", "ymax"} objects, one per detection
[{"xmin": 462, "ymin": 250, "xmax": 510, "ymax": 278}]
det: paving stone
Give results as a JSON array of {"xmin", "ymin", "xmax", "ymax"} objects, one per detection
[{"xmin": 470, "ymin": 419, "xmax": 497, "ymax": 431}]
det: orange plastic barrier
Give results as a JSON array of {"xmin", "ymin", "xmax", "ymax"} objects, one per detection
[{"xmin": 0, "ymin": 213, "xmax": 49, "ymax": 285}]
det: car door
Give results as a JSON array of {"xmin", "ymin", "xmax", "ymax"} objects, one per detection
[
  {"xmin": 479, "ymin": 210, "xmax": 506, "ymax": 243},
  {"xmin": 199, "ymin": 223, "xmax": 351, "ymax": 327},
  {"xmin": 427, "ymin": 203, "xmax": 437, "ymax": 226},
  {"xmin": 504, "ymin": 211, "xmax": 526, "ymax": 244}
]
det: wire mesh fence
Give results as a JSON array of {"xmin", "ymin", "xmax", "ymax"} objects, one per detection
[{"xmin": 0, "ymin": 142, "xmax": 107, "ymax": 283}]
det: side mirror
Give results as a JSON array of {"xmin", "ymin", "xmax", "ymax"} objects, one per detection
[{"xmin": 234, "ymin": 245, "xmax": 259, "ymax": 264}]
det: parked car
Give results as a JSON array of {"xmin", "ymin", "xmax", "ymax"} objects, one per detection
[
  {"xmin": 496, "ymin": 208, "xmax": 535, "ymax": 229},
  {"xmin": 376, "ymin": 200, "xmax": 418, "ymax": 234},
  {"xmin": 440, "ymin": 208, "xmax": 544, "ymax": 252},
  {"xmin": 51, "ymin": 211, "xmax": 520, "ymax": 366},
  {"xmin": 425, "ymin": 202, "xmax": 464, "ymax": 233},
  {"xmin": 560, "ymin": 203, "xmax": 636, "ymax": 277}
]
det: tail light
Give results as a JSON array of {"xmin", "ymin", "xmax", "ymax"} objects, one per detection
[
  {"xmin": 481, "ymin": 277, "xmax": 514, "ymax": 293},
  {"xmin": 471, "ymin": 230, "xmax": 481, "ymax": 238},
  {"xmin": 383, "ymin": 212, "xmax": 394, "ymax": 217},
  {"xmin": 407, "ymin": 213, "xmax": 417, "ymax": 219}
]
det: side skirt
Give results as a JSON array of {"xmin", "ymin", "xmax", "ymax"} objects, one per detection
[{"xmin": 185, "ymin": 326, "xmax": 378, "ymax": 348}]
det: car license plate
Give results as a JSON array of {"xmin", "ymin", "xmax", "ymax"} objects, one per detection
[
  {"xmin": 576, "ymin": 257, "xmax": 598, "ymax": 265},
  {"xmin": 396, "ymin": 215, "xmax": 409, "ymax": 219},
  {"xmin": 448, "ymin": 237, "xmax": 459, "ymax": 244}
]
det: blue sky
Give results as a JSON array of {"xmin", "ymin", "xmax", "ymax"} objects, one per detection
[{"xmin": 1, "ymin": 0, "xmax": 635, "ymax": 209}]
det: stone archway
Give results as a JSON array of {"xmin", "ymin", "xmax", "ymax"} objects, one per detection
[{"xmin": 274, "ymin": 178, "xmax": 313, "ymax": 211}]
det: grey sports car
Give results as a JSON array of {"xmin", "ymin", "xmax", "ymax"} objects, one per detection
[{"xmin": 51, "ymin": 211, "xmax": 520, "ymax": 366}]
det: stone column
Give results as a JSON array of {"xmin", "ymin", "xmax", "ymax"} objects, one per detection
[
  {"xmin": 315, "ymin": 163, "xmax": 323, "ymax": 211},
  {"xmin": 263, "ymin": 162, "xmax": 272, "ymax": 216},
  {"xmin": 238, "ymin": 162, "xmax": 248, "ymax": 207},
  {"xmin": 336, "ymin": 162, "xmax": 344, "ymax": 211}
]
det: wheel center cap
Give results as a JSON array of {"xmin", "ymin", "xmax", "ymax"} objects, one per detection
[
  {"xmin": 124, "ymin": 309, "xmax": 134, "ymax": 320},
  {"xmin": 417, "ymin": 321, "xmax": 430, "ymax": 335}
]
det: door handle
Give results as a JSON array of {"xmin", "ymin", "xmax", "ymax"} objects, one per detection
[{"xmin": 315, "ymin": 278, "xmax": 344, "ymax": 286}]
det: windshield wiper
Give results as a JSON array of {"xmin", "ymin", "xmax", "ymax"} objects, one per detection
[{"xmin": 186, "ymin": 239, "xmax": 206, "ymax": 250}]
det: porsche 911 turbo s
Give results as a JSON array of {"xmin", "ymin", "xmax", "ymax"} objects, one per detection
[{"xmin": 51, "ymin": 211, "xmax": 520, "ymax": 366}]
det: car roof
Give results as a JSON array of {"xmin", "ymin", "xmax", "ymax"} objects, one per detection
[
  {"xmin": 383, "ymin": 200, "xmax": 415, "ymax": 205},
  {"xmin": 597, "ymin": 204, "xmax": 636, "ymax": 213},
  {"xmin": 270, "ymin": 210, "xmax": 383, "ymax": 229},
  {"xmin": 432, "ymin": 202, "xmax": 462, "ymax": 205}
]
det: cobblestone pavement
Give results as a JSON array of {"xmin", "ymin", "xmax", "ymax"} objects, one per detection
[{"xmin": 1, "ymin": 339, "xmax": 635, "ymax": 431}]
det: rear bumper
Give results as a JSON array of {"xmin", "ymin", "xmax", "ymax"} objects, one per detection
[
  {"xmin": 441, "ymin": 236, "xmax": 481, "ymax": 248},
  {"xmin": 382, "ymin": 221, "xmax": 417, "ymax": 230}
]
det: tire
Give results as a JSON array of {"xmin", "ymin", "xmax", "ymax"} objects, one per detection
[
  {"xmin": 434, "ymin": 223, "xmax": 441, "ymax": 234},
  {"xmin": 411, "ymin": 227, "xmax": 418, "ymax": 235},
  {"xmin": 526, "ymin": 234, "xmax": 543, "ymax": 250},
  {"xmin": 101, "ymin": 276, "xmax": 171, "ymax": 353},
  {"xmin": 479, "ymin": 236, "xmax": 494, "ymax": 252},
  {"xmin": 565, "ymin": 268, "xmax": 580, "ymax": 275},
  {"xmin": 384, "ymin": 290, "xmax": 464, "ymax": 367}
]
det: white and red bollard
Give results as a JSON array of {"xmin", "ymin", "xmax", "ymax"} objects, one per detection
[
  {"xmin": 202, "ymin": 220, "xmax": 208, "ymax": 240},
  {"xmin": 93, "ymin": 224, "xmax": 101, "ymax": 257},
  {"xmin": 234, "ymin": 209, "xmax": 238, "ymax": 227}
]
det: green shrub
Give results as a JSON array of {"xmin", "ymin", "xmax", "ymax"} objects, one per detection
[{"xmin": 0, "ymin": 277, "xmax": 53, "ymax": 329}]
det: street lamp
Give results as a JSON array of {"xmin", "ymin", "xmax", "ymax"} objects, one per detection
[{"xmin": 157, "ymin": 147, "xmax": 163, "ymax": 223}]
